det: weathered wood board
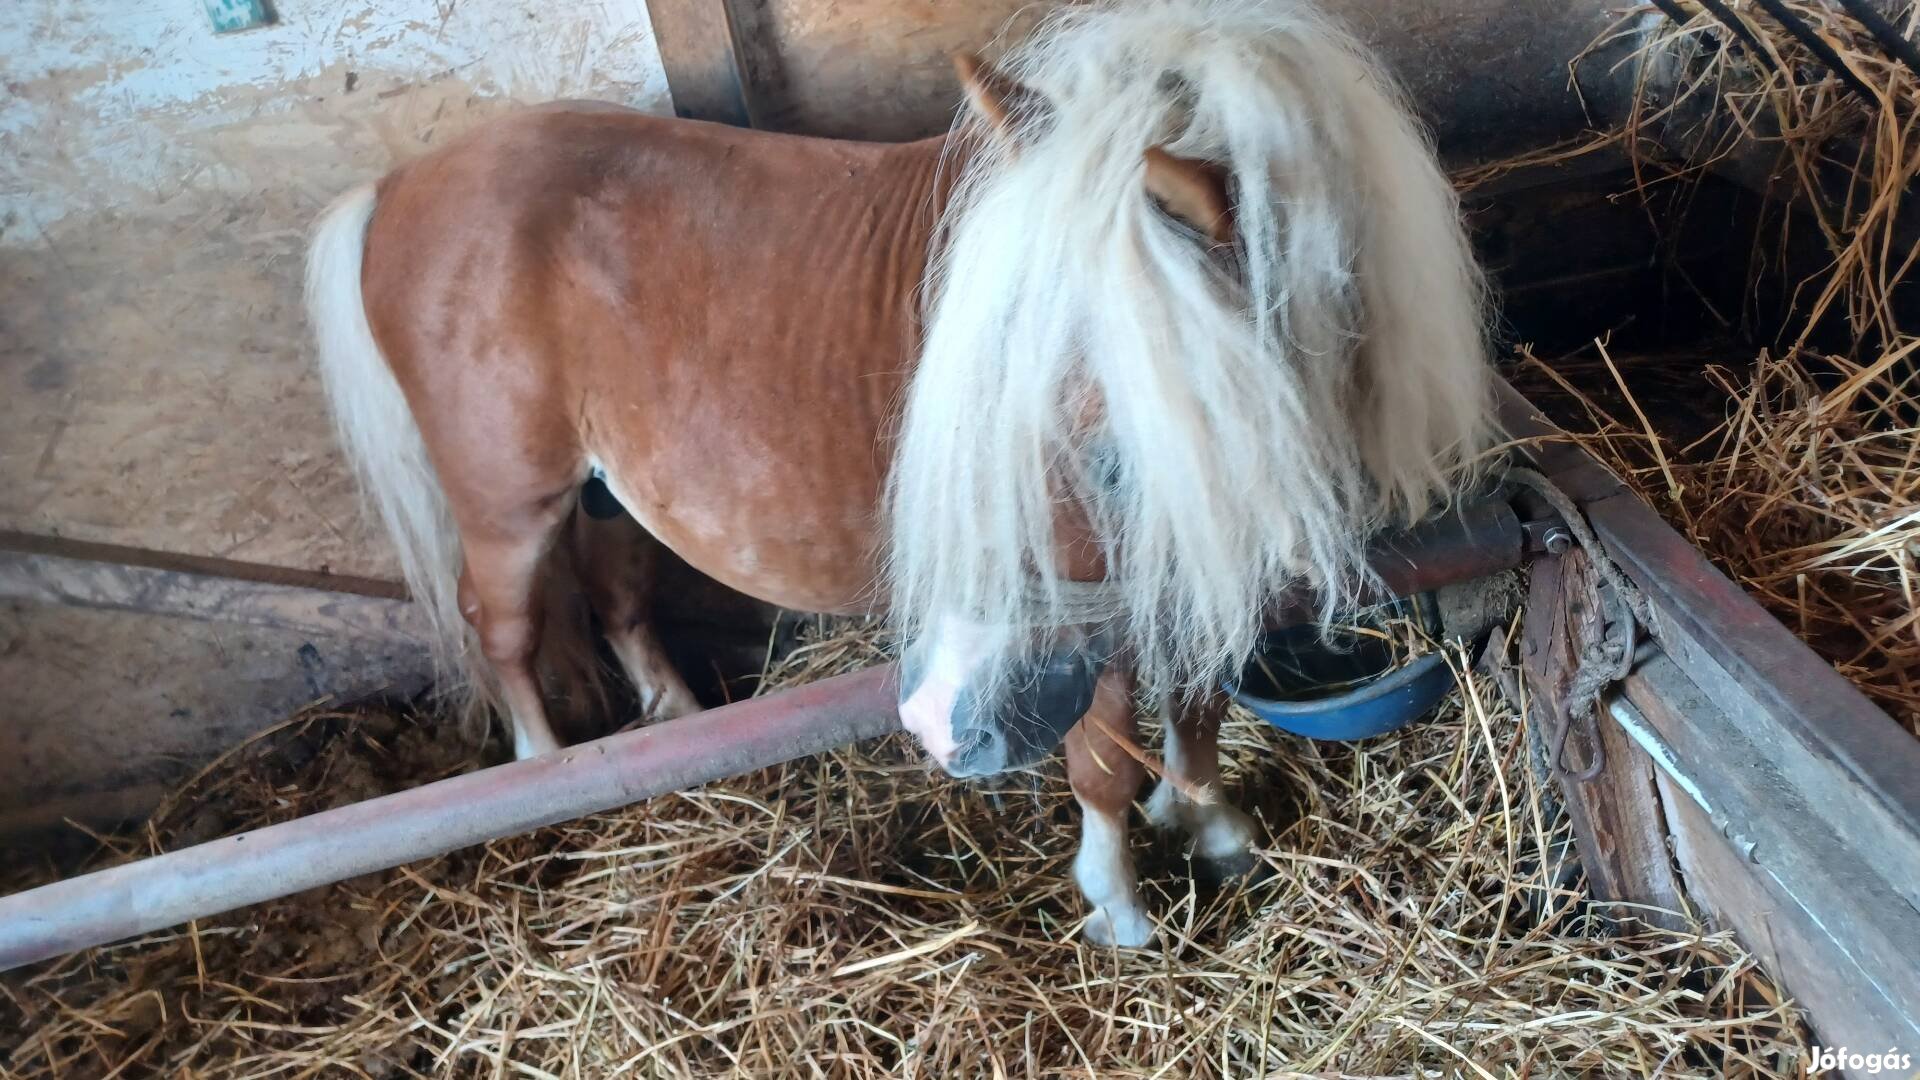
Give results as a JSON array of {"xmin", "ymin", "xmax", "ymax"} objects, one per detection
[{"xmin": 653, "ymin": 0, "xmax": 1630, "ymax": 160}]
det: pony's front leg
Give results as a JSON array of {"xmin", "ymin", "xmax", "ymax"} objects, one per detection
[
  {"xmin": 1144, "ymin": 694, "xmax": 1260, "ymax": 879},
  {"xmin": 1065, "ymin": 670, "xmax": 1153, "ymax": 947}
]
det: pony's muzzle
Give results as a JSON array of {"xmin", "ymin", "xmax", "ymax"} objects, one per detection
[{"xmin": 899, "ymin": 629, "xmax": 1112, "ymax": 778}]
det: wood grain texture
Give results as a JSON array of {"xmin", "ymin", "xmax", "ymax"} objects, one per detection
[
  {"xmin": 1521, "ymin": 550, "xmax": 1688, "ymax": 929},
  {"xmin": 1624, "ymin": 658, "xmax": 1920, "ymax": 1053},
  {"xmin": 1496, "ymin": 381, "xmax": 1920, "ymax": 893},
  {"xmin": 644, "ymin": 0, "xmax": 757, "ymax": 126},
  {"xmin": 1498, "ymin": 376, "xmax": 1920, "ymax": 1052},
  {"xmin": 732, "ymin": 0, "xmax": 1630, "ymax": 160}
]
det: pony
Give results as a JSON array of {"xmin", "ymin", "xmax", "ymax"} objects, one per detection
[{"xmin": 306, "ymin": 0, "xmax": 1491, "ymax": 947}]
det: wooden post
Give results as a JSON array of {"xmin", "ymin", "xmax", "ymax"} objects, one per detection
[
  {"xmin": 1520, "ymin": 548, "xmax": 1687, "ymax": 929},
  {"xmin": 644, "ymin": 0, "xmax": 759, "ymax": 127}
]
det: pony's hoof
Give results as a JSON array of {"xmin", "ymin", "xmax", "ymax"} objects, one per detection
[
  {"xmin": 1146, "ymin": 788, "xmax": 1262, "ymax": 882},
  {"xmin": 1082, "ymin": 905, "xmax": 1156, "ymax": 948},
  {"xmin": 1197, "ymin": 847, "xmax": 1263, "ymax": 885}
]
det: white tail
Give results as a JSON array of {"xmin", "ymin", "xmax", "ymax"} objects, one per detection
[
  {"xmin": 887, "ymin": 0, "xmax": 1493, "ymax": 700},
  {"xmin": 305, "ymin": 185, "xmax": 474, "ymax": 698}
]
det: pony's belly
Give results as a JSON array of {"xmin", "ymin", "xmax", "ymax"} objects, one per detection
[{"xmin": 605, "ymin": 476, "xmax": 883, "ymax": 616}]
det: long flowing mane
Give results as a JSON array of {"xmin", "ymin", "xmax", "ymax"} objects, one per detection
[{"xmin": 886, "ymin": 0, "xmax": 1492, "ymax": 698}]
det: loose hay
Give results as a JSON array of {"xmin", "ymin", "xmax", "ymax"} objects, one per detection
[
  {"xmin": 2, "ymin": 621, "xmax": 1807, "ymax": 1077},
  {"xmin": 1525, "ymin": 0, "xmax": 1920, "ymax": 733},
  {"xmin": 1518, "ymin": 341, "xmax": 1920, "ymax": 732},
  {"xmin": 18, "ymin": 6, "xmax": 1902, "ymax": 1073}
]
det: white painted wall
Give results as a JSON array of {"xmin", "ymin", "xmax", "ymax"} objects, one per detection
[
  {"xmin": 3, "ymin": 0, "xmax": 670, "ymax": 230},
  {"xmin": 1, "ymin": 0, "xmax": 672, "ymax": 573}
]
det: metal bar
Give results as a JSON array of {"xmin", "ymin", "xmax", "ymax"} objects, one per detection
[
  {"xmin": 1695, "ymin": 0, "xmax": 1789, "ymax": 75},
  {"xmin": 1751, "ymin": 0, "xmax": 1879, "ymax": 103},
  {"xmin": 1367, "ymin": 497, "xmax": 1523, "ymax": 600},
  {"xmin": 0, "ymin": 530, "xmax": 406, "ymax": 600},
  {"xmin": 1265, "ymin": 497, "xmax": 1524, "ymax": 625},
  {"xmin": 1836, "ymin": 0, "xmax": 1920, "ymax": 83},
  {"xmin": 0, "ymin": 665, "xmax": 902, "ymax": 972},
  {"xmin": 0, "ymin": 500, "xmax": 1522, "ymax": 969}
]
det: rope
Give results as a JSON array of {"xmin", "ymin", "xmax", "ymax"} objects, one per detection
[
  {"xmin": 1020, "ymin": 577, "xmax": 1127, "ymax": 624},
  {"xmin": 1504, "ymin": 467, "xmax": 1652, "ymax": 782}
]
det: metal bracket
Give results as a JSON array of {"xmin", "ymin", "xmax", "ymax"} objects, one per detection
[{"xmin": 1521, "ymin": 516, "xmax": 1574, "ymax": 556}]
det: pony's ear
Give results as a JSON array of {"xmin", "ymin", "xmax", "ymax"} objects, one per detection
[
  {"xmin": 1143, "ymin": 147, "xmax": 1233, "ymax": 243},
  {"xmin": 954, "ymin": 52, "xmax": 1039, "ymax": 144}
]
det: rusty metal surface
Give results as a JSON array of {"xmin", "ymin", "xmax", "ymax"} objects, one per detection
[
  {"xmin": 1367, "ymin": 498, "xmax": 1523, "ymax": 600},
  {"xmin": 0, "ymin": 665, "xmax": 903, "ymax": 973},
  {"xmin": 0, "ymin": 499, "xmax": 1526, "ymax": 968},
  {"xmin": 0, "ymin": 530, "xmax": 421, "ymax": 641}
]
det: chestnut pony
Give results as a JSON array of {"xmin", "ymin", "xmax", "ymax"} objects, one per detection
[{"xmin": 307, "ymin": 0, "xmax": 1490, "ymax": 946}]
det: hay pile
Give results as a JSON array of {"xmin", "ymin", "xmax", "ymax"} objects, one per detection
[
  {"xmin": 2, "ymin": 620, "xmax": 1806, "ymax": 1077},
  {"xmin": 1518, "ymin": 341, "xmax": 1920, "ymax": 731},
  {"xmin": 1522, "ymin": 0, "xmax": 1920, "ymax": 733}
]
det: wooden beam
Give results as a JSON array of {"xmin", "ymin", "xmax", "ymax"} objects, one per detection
[
  {"xmin": 0, "ymin": 531, "xmax": 424, "ymax": 642},
  {"xmin": 1497, "ymin": 379, "xmax": 1920, "ymax": 1049},
  {"xmin": 1521, "ymin": 550, "xmax": 1687, "ymax": 929},
  {"xmin": 644, "ymin": 0, "xmax": 758, "ymax": 127},
  {"xmin": 1620, "ymin": 657, "xmax": 1920, "ymax": 1051},
  {"xmin": 1496, "ymin": 382, "xmax": 1920, "ymax": 884}
]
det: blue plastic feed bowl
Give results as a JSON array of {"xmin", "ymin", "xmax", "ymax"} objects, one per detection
[{"xmin": 1225, "ymin": 610, "xmax": 1457, "ymax": 741}]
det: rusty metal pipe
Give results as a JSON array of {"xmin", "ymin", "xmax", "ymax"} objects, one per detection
[
  {"xmin": 0, "ymin": 666, "xmax": 903, "ymax": 973},
  {"xmin": 1267, "ymin": 496, "xmax": 1524, "ymax": 624},
  {"xmin": 0, "ymin": 500, "xmax": 1522, "ymax": 972}
]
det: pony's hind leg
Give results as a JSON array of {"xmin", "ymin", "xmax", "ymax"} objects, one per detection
[
  {"xmin": 1145, "ymin": 694, "xmax": 1260, "ymax": 879},
  {"xmin": 1065, "ymin": 670, "xmax": 1154, "ymax": 947},
  {"xmin": 569, "ymin": 502, "xmax": 700, "ymax": 725},
  {"xmin": 457, "ymin": 496, "xmax": 575, "ymax": 759}
]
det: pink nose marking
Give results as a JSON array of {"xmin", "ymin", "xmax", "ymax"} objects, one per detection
[
  {"xmin": 899, "ymin": 676, "xmax": 962, "ymax": 768},
  {"xmin": 899, "ymin": 616, "xmax": 1002, "ymax": 772}
]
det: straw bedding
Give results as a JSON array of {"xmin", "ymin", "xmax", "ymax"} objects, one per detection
[
  {"xmin": 1, "ymin": 619, "xmax": 1807, "ymax": 1077},
  {"xmin": 1515, "ymin": 0, "xmax": 1920, "ymax": 735}
]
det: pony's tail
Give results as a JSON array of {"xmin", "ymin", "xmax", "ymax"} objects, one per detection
[{"xmin": 305, "ymin": 185, "xmax": 476, "ymax": 706}]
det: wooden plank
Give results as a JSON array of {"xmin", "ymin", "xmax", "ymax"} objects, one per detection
[
  {"xmin": 1521, "ymin": 550, "xmax": 1688, "ymax": 928},
  {"xmin": 1620, "ymin": 657, "xmax": 1920, "ymax": 1052},
  {"xmin": 0, "ymin": 531, "xmax": 424, "ymax": 642},
  {"xmin": 741, "ymin": 0, "xmax": 1627, "ymax": 156},
  {"xmin": 644, "ymin": 0, "xmax": 758, "ymax": 127},
  {"xmin": 1656, "ymin": 780, "xmax": 1898, "ymax": 1068},
  {"xmin": 1496, "ymin": 381, "xmax": 1920, "ymax": 893}
]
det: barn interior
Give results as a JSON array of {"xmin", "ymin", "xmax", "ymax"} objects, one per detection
[{"xmin": 4, "ymin": 0, "xmax": 1919, "ymax": 1075}]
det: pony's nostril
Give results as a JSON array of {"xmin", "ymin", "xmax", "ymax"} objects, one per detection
[{"xmin": 950, "ymin": 726, "xmax": 1011, "ymax": 778}]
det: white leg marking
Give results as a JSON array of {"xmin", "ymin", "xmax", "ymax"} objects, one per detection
[
  {"xmin": 1144, "ymin": 701, "xmax": 1258, "ymax": 867},
  {"xmin": 608, "ymin": 623, "xmax": 701, "ymax": 722},
  {"xmin": 1075, "ymin": 806, "xmax": 1154, "ymax": 947},
  {"xmin": 502, "ymin": 676, "xmax": 562, "ymax": 760}
]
